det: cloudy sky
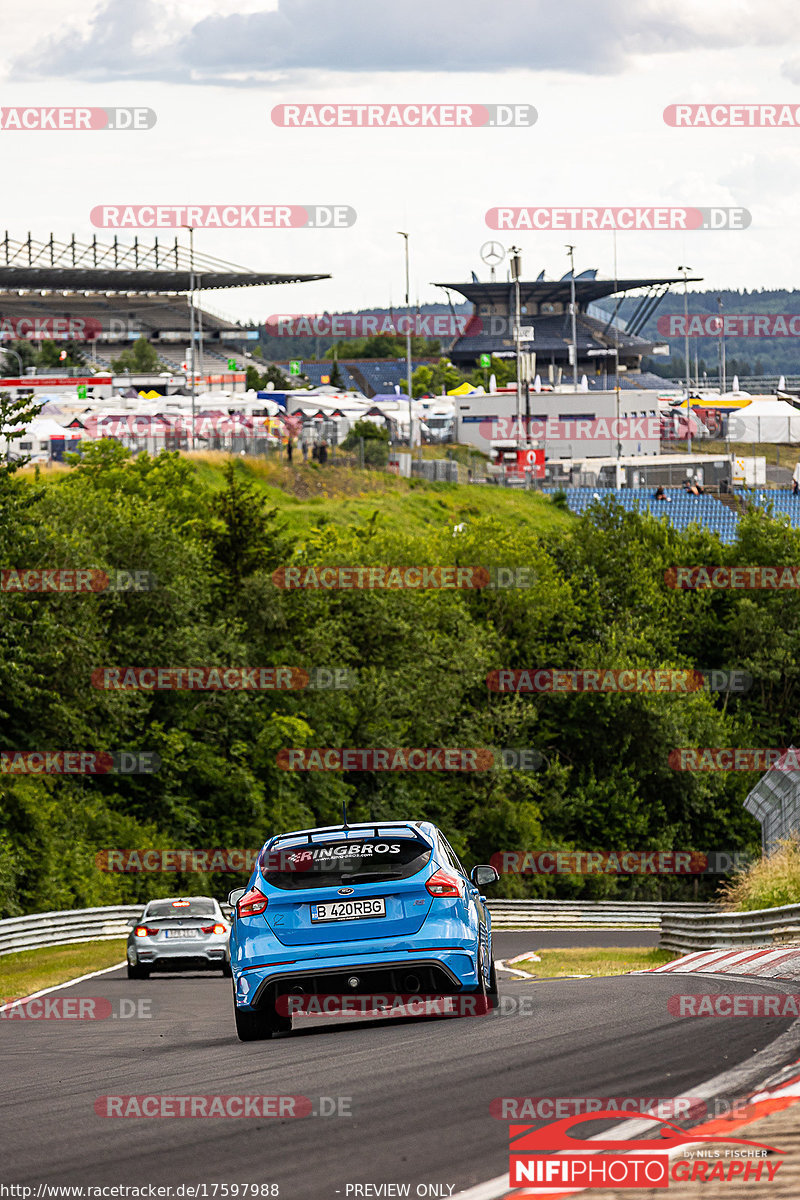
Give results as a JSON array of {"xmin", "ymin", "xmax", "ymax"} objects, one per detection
[{"xmin": 3, "ymin": 0, "xmax": 800, "ymax": 322}]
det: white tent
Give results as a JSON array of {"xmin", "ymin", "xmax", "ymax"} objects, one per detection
[{"xmin": 730, "ymin": 399, "xmax": 800, "ymax": 444}]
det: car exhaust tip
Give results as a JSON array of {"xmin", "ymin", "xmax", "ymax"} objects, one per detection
[{"xmin": 404, "ymin": 974, "xmax": 421, "ymax": 993}]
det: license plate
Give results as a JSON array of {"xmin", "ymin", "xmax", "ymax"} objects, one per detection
[
  {"xmin": 164, "ymin": 928, "xmax": 198, "ymax": 938},
  {"xmin": 311, "ymin": 898, "xmax": 386, "ymax": 923}
]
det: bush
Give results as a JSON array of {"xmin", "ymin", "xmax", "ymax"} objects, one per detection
[{"xmin": 719, "ymin": 837, "xmax": 800, "ymax": 910}]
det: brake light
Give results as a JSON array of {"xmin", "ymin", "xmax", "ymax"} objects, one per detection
[
  {"xmin": 134, "ymin": 926, "xmax": 158, "ymax": 937},
  {"xmin": 202, "ymin": 923, "xmax": 228, "ymax": 934},
  {"xmin": 425, "ymin": 869, "xmax": 461, "ymax": 897},
  {"xmin": 237, "ymin": 887, "xmax": 268, "ymax": 917}
]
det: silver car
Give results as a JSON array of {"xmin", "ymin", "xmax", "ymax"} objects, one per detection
[{"xmin": 126, "ymin": 896, "xmax": 231, "ymax": 979}]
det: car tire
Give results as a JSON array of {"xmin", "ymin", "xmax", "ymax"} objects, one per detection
[
  {"xmin": 127, "ymin": 963, "xmax": 150, "ymax": 980},
  {"xmin": 486, "ymin": 957, "xmax": 499, "ymax": 1010},
  {"xmin": 233, "ymin": 998, "xmax": 292, "ymax": 1042}
]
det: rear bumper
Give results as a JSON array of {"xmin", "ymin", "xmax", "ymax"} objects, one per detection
[
  {"xmin": 233, "ymin": 946, "xmax": 479, "ymax": 1010},
  {"xmin": 128, "ymin": 937, "xmax": 229, "ymax": 969}
]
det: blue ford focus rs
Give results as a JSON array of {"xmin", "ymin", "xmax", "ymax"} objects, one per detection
[{"xmin": 228, "ymin": 820, "xmax": 499, "ymax": 1041}]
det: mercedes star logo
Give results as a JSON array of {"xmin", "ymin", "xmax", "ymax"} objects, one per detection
[{"xmin": 480, "ymin": 241, "xmax": 506, "ymax": 266}]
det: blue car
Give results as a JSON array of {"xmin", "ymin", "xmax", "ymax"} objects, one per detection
[{"xmin": 228, "ymin": 820, "xmax": 499, "ymax": 1041}]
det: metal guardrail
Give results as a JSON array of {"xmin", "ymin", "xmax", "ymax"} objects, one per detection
[
  {"xmin": 0, "ymin": 899, "xmax": 723, "ymax": 956},
  {"xmin": 486, "ymin": 900, "xmax": 719, "ymax": 930},
  {"xmin": 0, "ymin": 905, "xmax": 142, "ymax": 957},
  {"xmin": 660, "ymin": 902, "xmax": 800, "ymax": 953},
  {"xmin": 0, "ymin": 902, "xmax": 236, "ymax": 957}
]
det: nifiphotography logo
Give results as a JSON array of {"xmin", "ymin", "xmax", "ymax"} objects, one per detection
[{"xmin": 508, "ymin": 1110, "xmax": 785, "ymax": 1188}]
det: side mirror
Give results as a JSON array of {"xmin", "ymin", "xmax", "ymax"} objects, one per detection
[
  {"xmin": 470, "ymin": 864, "xmax": 499, "ymax": 888},
  {"xmin": 227, "ymin": 887, "xmax": 246, "ymax": 909}
]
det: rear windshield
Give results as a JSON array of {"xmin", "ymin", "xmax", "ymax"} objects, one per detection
[
  {"xmin": 145, "ymin": 899, "xmax": 217, "ymax": 918},
  {"xmin": 260, "ymin": 837, "xmax": 432, "ymax": 890}
]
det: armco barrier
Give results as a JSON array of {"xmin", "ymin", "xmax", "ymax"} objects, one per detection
[
  {"xmin": 486, "ymin": 899, "xmax": 718, "ymax": 930},
  {"xmin": 0, "ymin": 902, "xmax": 238, "ymax": 956},
  {"xmin": 660, "ymin": 902, "xmax": 800, "ymax": 953},
  {"xmin": 0, "ymin": 905, "xmax": 142, "ymax": 957},
  {"xmin": 0, "ymin": 900, "xmax": 722, "ymax": 955}
]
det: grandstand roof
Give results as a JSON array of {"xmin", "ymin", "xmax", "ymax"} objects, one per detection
[
  {"xmin": 434, "ymin": 275, "xmax": 702, "ymax": 308},
  {"xmin": 0, "ymin": 233, "xmax": 329, "ymax": 294}
]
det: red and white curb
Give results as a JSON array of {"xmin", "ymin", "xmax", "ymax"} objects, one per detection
[
  {"xmin": 638, "ymin": 945, "xmax": 800, "ymax": 982},
  {"xmin": 453, "ymin": 1061, "xmax": 800, "ymax": 1200},
  {"xmin": 453, "ymin": 948, "xmax": 800, "ymax": 1200}
]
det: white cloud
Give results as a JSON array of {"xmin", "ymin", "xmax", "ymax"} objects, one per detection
[{"xmin": 13, "ymin": 0, "xmax": 799, "ymax": 85}]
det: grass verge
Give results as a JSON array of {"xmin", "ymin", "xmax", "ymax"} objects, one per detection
[
  {"xmin": 506, "ymin": 946, "xmax": 675, "ymax": 978},
  {"xmin": 0, "ymin": 940, "xmax": 127, "ymax": 1003}
]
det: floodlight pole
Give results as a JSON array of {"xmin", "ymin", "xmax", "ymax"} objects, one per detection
[
  {"xmin": 717, "ymin": 295, "xmax": 726, "ymax": 395},
  {"xmin": 398, "ymin": 232, "xmax": 413, "ymax": 449},
  {"xmin": 510, "ymin": 246, "xmax": 522, "ymax": 442},
  {"xmin": 183, "ymin": 225, "xmax": 196, "ymax": 449},
  {"xmin": 679, "ymin": 265, "xmax": 692, "ymax": 453},
  {"xmin": 566, "ymin": 244, "xmax": 578, "ymax": 391}
]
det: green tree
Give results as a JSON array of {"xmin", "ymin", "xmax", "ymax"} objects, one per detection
[
  {"xmin": 468, "ymin": 355, "xmax": 518, "ymax": 389},
  {"xmin": 341, "ymin": 418, "xmax": 390, "ymax": 467},
  {"xmin": 111, "ymin": 336, "xmax": 161, "ymax": 373},
  {"xmin": 400, "ymin": 357, "xmax": 465, "ymax": 398},
  {"xmin": 328, "ymin": 358, "xmax": 344, "ymax": 389},
  {"xmin": 0, "ymin": 391, "xmax": 44, "ymax": 471},
  {"xmin": 2, "ymin": 339, "xmax": 36, "ymax": 371}
]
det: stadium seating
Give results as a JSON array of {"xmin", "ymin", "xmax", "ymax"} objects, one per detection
[{"xmin": 542, "ymin": 486, "xmax": 742, "ymax": 543}]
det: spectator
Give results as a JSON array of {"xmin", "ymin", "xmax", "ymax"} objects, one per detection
[
  {"xmin": 793, "ymin": 477, "xmax": 799, "ymax": 496},
  {"xmin": 311, "ymin": 443, "xmax": 320, "ymax": 462},
  {"xmin": 318, "ymin": 440, "xmax": 328, "ymax": 465},
  {"xmin": 286, "ymin": 438, "xmax": 293, "ymax": 464},
  {"xmin": 301, "ymin": 440, "xmax": 308, "ymax": 463},
  {"xmin": 653, "ymin": 485, "xmax": 667, "ymax": 502}
]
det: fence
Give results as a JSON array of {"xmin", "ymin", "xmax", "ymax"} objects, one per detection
[
  {"xmin": 0, "ymin": 899, "xmax": 723, "ymax": 955},
  {"xmin": 660, "ymin": 902, "xmax": 800, "ymax": 953},
  {"xmin": 486, "ymin": 899, "xmax": 717, "ymax": 930},
  {"xmin": 0, "ymin": 905, "xmax": 142, "ymax": 957}
]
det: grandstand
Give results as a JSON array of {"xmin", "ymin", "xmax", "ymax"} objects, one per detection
[
  {"xmin": 542, "ymin": 486, "xmax": 741, "ymax": 544},
  {"xmin": 274, "ymin": 358, "xmax": 439, "ymax": 397},
  {"xmin": 0, "ymin": 232, "xmax": 329, "ymax": 374},
  {"xmin": 436, "ymin": 268, "xmax": 702, "ymax": 383}
]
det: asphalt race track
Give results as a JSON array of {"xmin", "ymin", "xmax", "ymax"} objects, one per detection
[{"xmin": 4, "ymin": 930, "xmax": 800, "ymax": 1198}]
